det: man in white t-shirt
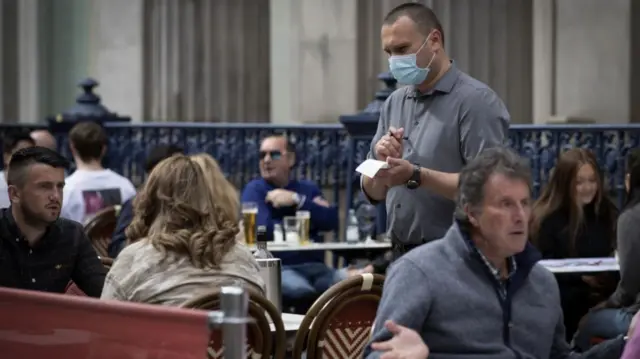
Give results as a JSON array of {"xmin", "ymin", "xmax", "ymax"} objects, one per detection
[
  {"xmin": 61, "ymin": 122, "xmax": 136, "ymax": 224},
  {"xmin": 0, "ymin": 133, "xmax": 36, "ymax": 208}
]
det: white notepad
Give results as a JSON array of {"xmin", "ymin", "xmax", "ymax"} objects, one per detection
[{"xmin": 355, "ymin": 159, "xmax": 389, "ymax": 178}]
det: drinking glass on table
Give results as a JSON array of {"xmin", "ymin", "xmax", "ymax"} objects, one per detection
[
  {"xmin": 283, "ymin": 216, "xmax": 300, "ymax": 244},
  {"xmin": 241, "ymin": 202, "xmax": 258, "ymax": 245},
  {"xmin": 296, "ymin": 210, "xmax": 311, "ymax": 245}
]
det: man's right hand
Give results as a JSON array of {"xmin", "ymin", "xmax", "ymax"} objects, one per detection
[{"xmin": 374, "ymin": 127, "xmax": 404, "ymax": 160}]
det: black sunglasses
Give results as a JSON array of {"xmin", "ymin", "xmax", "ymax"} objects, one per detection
[{"xmin": 259, "ymin": 150, "xmax": 283, "ymax": 160}]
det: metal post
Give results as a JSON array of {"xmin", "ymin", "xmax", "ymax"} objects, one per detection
[{"xmin": 208, "ymin": 285, "xmax": 253, "ymax": 359}]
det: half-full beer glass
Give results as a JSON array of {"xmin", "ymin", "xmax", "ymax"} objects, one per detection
[
  {"xmin": 242, "ymin": 202, "xmax": 258, "ymax": 245},
  {"xmin": 296, "ymin": 210, "xmax": 311, "ymax": 245}
]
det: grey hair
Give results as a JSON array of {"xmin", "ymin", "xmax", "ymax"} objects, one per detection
[{"xmin": 454, "ymin": 147, "xmax": 532, "ymax": 226}]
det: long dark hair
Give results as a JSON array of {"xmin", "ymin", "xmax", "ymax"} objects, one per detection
[
  {"xmin": 530, "ymin": 149, "xmax": 617, "ymax": 253},
  {"xmin": 623, "ymin": 150, "xmax": 640, "ymax": 212}
]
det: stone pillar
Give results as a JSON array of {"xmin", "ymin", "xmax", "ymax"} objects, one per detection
[
  {"xmin": 17, "ymin": 0, "xmax": 40, "ymax": 123},
  {"xmin": 532, "ymin": 0, "xmax": 640, "ymax": 124},
  {"xmin": 553, "ymin": 0, "xmax": 637, "ymax": 124},
  {"xmin": 270, "ymin": 0, "xmax": 359, "ymax": 124},
  {"xmin": 532, "ymin": 0, "xmax": 555, "ymax": 124},
  {"xmin": 88, "ymin": 0, "xmax": 144, "ymax": 123}
]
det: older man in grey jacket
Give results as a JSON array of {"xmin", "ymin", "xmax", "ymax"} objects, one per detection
[{"xmin": 365, "ymin": 147, "xmax": 634, "ymax": 359}]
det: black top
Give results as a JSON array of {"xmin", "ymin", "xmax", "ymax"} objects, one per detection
[
  {"xmin": 0, "ymin": 208, "xmax": 106, "ymax": 297},
  {"xmin": 536, "ymin": 204, "xmax": 615, "ymax": 260}
]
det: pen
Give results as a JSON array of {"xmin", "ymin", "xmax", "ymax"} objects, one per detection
[{"xmin": 388, "ymin": 129, "xmax": 409, "ymax": 141}]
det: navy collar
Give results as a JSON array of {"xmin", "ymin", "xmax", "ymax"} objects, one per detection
[{"xmin": 451, "ymin": 220, "xmax": 541, "ymax": 275}]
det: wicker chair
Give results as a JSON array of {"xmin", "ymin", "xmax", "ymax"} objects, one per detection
[
  {"xmin": 182, "ymin": 286, "xmax": 287, "ymax": 359},
  {"xmin": 84, "ymin": 205, "xmax": 121, "ymax": 258},
  {"xmin": 292, "ymin": 273, "xmax": 384, "ymax": 359}
]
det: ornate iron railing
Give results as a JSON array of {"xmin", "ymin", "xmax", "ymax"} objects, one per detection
[{"xmin": 1, "ymin": 122, "xmax": 639, "ymax": 209}]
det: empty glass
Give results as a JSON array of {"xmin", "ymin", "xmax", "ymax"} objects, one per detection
[{"xmin": 283, "ymin": 216, "xmax": 300, "ymax": 244}]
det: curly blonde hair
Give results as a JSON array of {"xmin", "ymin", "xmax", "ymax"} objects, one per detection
[
  {"xmin": 125, "ymin": 155, "xmax": 239, "ymax": 269},
  {"xmin": 190, "ymin": 153, "xmax": 240, "ymax": 222}
]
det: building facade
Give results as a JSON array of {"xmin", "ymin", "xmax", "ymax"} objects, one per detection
[{"xmin": 1, "ymin": 0, "xmax": 638, "ymax": 124}]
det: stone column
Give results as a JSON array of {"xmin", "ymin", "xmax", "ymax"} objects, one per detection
[
  {"xmin": 17, "ymin": 0, "xmax": 40, "ymax": 123},
  {"xmin": 532, "ymin": 0, "xmax": 555, "ymax": 124},
  {"xmin": 88, "ymin": 0, "xmax": 144, "ymax": 123},
  {"xmin": 533, "ymin": 0, "xmax": 640, "ymax": 124},
  {"xmin": 270, "ymin": 0, "xmax": 359, "ymax": 124}
]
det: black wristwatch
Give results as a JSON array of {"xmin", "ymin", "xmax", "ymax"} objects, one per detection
[{"xmin": 406, "ymin": 164, "xmax": 422, "ymax": 189}]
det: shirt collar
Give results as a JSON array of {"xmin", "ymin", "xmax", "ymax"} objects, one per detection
[
  {"xmin": 475, "ymin": 246, "xmax": 518, "ymax": 281},
  {"xmin": 406, "ymin": 60, "xmax": 460, "ymax": 98}
]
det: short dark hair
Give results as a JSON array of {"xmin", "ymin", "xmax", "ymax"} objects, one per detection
[
  {"xmin": 263, "ymin": 134, "xmax": 295, "ymax": 154},
  {"xmin": 145, "ymin": 144, "xmax": 184, "ymax": 173},
  {"xmin": 383, "ymin": 3, "xmax": 445, "ymax": 45},
  {"xmin": 7, "ymin": 146, "xmax": 69, "ymax": 187},
  {"xmin": 3, "ymin": 132, "xmax": 35, "ymax": 155},
  {"xmin": 69, "ymin": 121, "xmax": 108, "ymax": 162},
  {"xmin": 455, "ymin": 147, "xmax": 531, "ymax": 223}
]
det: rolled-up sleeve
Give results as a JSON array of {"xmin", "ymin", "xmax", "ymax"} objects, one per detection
[
  {"xmin": 459, "ymin": 89, "xmax": 510, "ymax": 163},
  {"xmin": 360, "ymin": 97, "xmax": 393, "ymax": 204}
]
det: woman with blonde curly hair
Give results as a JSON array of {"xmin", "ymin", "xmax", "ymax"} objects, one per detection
[
  {"xmin": 190, "ymin": 153, "xmax": 240, "ymax": 223},
  {"xmin": 101, "ymin": 155, "xmax": 264, "ymax": 306}
]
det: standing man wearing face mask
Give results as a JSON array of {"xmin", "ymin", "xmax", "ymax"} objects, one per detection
[{"xmin": 362, "ymin": 2, "xmax": 510, "ymax": 261}]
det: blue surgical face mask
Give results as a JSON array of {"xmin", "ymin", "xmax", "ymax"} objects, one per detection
[{"xmin": 388, "ymin": 36, "xmax": 436, "ymax": 85}]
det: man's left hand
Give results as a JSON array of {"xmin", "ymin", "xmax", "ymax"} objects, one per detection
[
  {"xmin": 265, "ymin": 189, "xmax": 298, "ymax": 208},
  {"xmin": 371, "ymin": 320, "xmax": 429, "ymax": 359},
  {"xmin": 375, "ymin": 157, "xmax": 414, "ymax": 187}
]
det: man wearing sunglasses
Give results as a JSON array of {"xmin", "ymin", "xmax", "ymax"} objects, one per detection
[{"xmin": 241, "ymin": 135, "xmax": 368, "ymax": 303}]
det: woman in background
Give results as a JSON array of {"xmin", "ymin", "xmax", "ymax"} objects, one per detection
[
  {"xmin": 530, "ymin": 148, "xmax": 618, "ymax": 339},
  {"xmin": 573, "ymin": 150, "xmax": 640, "ymax": 350},
  {"xmin": 101, "ymin": 155, "xmax": 264, "ymax": 306}
]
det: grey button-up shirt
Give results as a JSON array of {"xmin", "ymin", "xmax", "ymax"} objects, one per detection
[{"xmin": 363, "ymin": 62, "xmax": 509, "ymax": 245}]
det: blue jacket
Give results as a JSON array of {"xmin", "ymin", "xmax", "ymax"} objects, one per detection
[{"xmin": 240, "ymin": 178, "xmax": 338, "ymax": 265}]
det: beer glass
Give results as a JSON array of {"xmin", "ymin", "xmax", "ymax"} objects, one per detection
[
  {"xmin": 241, "ymin": 202, "xmax": 258, "ymax": 245},
  {"xmin": 296, "ymin": 210, "xmax": 311, "ymax": 245}
]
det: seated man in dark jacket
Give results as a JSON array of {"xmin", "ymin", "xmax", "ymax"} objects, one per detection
[
  {"xmin": 0, "ymin": 147, "xmax": 106, "ymax": 297},
  {"xmin": 108, "ymin": 145, "xmax": 183, "ymax": 258}
]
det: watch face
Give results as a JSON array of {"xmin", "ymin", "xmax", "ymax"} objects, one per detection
[{"xmin": 406, "ymin": 180, "xmax": 419, "ymax": 189}]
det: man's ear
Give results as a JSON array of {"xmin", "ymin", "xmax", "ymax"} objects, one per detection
[
  {"xmin": 7, "ymin": 185, "xmax": 20, "ymax": 205},
  {"xmin": 626, "ymin": 173, "xmax": 631, "ymax": 192},
  {"xmin": 69, "ymin": 143, "xmax": 78, "ymax": 157},
  {"xmin": 287, "ymin": 152, "xmax": 296, "ymax": 169},
  {"xmin": 465, "ymin": 204, "xmax": 479, "ymax": 227}
]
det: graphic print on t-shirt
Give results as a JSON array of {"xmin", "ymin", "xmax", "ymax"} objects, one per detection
[{"xmin": 82, "ymin": 188, "xmax": 122, "ymax": 218}]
